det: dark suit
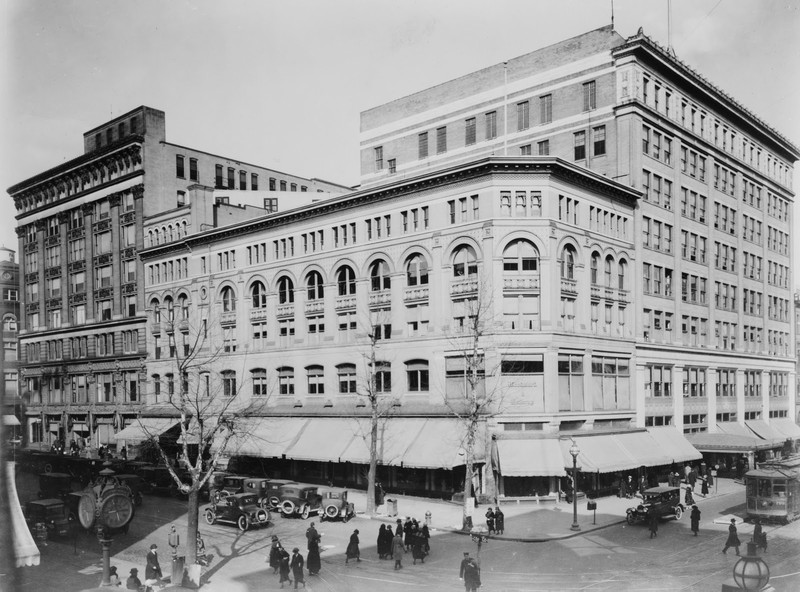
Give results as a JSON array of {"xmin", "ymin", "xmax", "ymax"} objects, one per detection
[{"xmin": 145, "ymin": 549, "xmax": 162, "ymax": 581}]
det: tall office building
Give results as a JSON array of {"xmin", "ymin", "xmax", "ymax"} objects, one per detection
[{"xmin": 8, "ymin": 106, "xmax": 349, "ymax": 449}]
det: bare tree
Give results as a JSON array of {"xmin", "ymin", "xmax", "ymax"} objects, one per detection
[
  {"xmin": 134, "ymin": 317, "xmax": 263, "ymax": 569},
  {"xmin": 444, "ymin": 289, "xmax": 504, "ymax": 531}
]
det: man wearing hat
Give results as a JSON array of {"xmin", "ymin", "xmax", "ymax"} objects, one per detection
[
  {"xmin": 145, "ymin": 543, "xmax": 163, "ymax": 588},
  {"xmin": 126, "ymin": 567, "xmax": 142, "ymax": 590}
]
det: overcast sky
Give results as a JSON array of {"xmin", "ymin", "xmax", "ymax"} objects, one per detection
[{"xmin": 2, "ymin": 0, "xmax": 798, "ymax": 283}]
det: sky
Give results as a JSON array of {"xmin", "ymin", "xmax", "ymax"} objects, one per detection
[{"xmin": 1, "ymin": 0, "xmax": 799, "ymax": 284}]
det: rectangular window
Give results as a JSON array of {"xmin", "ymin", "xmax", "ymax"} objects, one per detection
[
  {"xmin": 239, "ymin": 170, "xmax": 247, "ymax": 190},
  {"xmin": 485, "ymin": 112, "xmax": 497, "ymax": 140},
  {"xmin": 517, "ymin": 101, "xmax": 530, "ymax": 131},
  {"xmin": 374, "ymin": 146, "xmax": 383, "ymax": 170},
  {"xmin": 465, "ymin": 118, "xmax": 476, "ymax": 146},
  {"xmin": 583, "ymin": 80, "xmax": 596, "ymax": 111},
  {"xmin": 593, "ymin": 126, "xmax": 606, "ymax": 156},
  {"xmin": 418, "ymin": 132, "xmax": 428, "ymax": 158},
  {"xmin": 189, "ymin": 158, "xmax": 198, "ymax": 181},
  {"xmin": 176, "ymin": 155, "xmax": 185, "ymax": 178},
  {"xmin": 574, "ymin": 131, "xmax": 586, "ymax": 160},
  {"xmin": 436, "ymin": 127, "xmax": 447, "ymax": 153},
  {"xmin": 215, "ymin": 164, "xmax": 223, "ymax": 188},
  {"xmin": 227, "ymin": 167, "xmax": 235, "ymax": 189},
  {"xmin": 540, "ymin": 94, "xmax": 552, "ymax": 124},
  {"xmin": 537, "ymin": 140, "xmax": 550, "ymax": 155}
]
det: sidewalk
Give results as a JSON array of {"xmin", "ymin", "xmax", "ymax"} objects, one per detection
[{"xmin": 350, "ymin": 477, "xmax": 744, "ymax": 542}]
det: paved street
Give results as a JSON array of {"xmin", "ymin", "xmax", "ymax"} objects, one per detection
[{"xmin": 13, "ymin": 469, "xmax": 800, "ymax": 592}]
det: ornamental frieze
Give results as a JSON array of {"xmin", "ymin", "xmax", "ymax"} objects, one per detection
[
  {"xmin": 93, "ymin": 253, "xmax": 112, "ymax": 267},
  {"xmin": 108, "ymin": 192, "xmax": 122, "ymax": 208},
  {"xmin": 68, "ymin": 227, "xmax": 85, "ymax": 240},
  {"xmin": 68, "ymin": 260, "xmax": 85, "ymax": 272},
  {"xmin": 44, "ymin": 266, "xmax": 61, "ymax": 278},
  {"xmin": 120, "ymin": 212, "xmax": 135, "ymax": 225},
  {"xmin": 122, "ymin": 282, "xmax": 137, "ymax": 295},
  {"xmin": 25, "ymin": 271, "xmax": 38, "ymax": 283},
  {"xmin": 57, "ymin": 211, "xmax": 70, "ymax": 224},
  {"xmin": 94, "ymin": 287, "xmax": 113, "ymax": 300},
  {"xmin": 46, "ymin": 298, "xmax": 61, "ymax": 309},
  {"xmin": 24, "ymin": 242, "xmax": 38, "ymax": 254},
  {"xmin": 45, "ymin": 235, "xmax": 61, "ymax": 247},
  {"xmin": 93, "ymin": 218, "xmax": 111, "ymax": 233},
  {"xmin": 68, "ymin": 293, "xmax": 86, "ymax": 305},
  {"xmin": 26, "ymin": 302, "xmax": 39, "ymax": 313}
]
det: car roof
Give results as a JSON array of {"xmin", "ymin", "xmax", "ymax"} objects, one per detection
[{"xmin": 643, "ymin": 486, "xmax": 680, "ymax": 494}]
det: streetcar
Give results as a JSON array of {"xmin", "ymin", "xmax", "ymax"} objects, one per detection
[{"xmin": 744, "ymin": 454, "xmax": 800, "ymax": 524}]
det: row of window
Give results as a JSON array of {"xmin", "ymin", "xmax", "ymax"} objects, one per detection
[
  {"xmin": 175, "ymin": 155, "xmax": 311, "ymax": 194},
  {"xmin": 25, "ymin": 330, "xmax": 139, "ymax": 363},
  {"xmin": 94, "ymin": 116, "xmax": 139, "ymax": 149},
  {"xmin": 26, "ymin": 371, "xmax": 140, "ymax": 405},
  {"xmin": 645, "ymin": 367, "xmax": 789, "ymax": 398}
]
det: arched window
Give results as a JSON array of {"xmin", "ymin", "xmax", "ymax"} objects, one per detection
[
  {"xmin": 307, "ymin": 271, "xmax": 324, "ymax": 300},
  {"xmin": 604, "ymin": 255, "xmax": 614, "ymax": 287},
  {"xmin": 221, "ymin": 286, "xmax": 236, "ymax": 312},
  {"xmin": 561, "ymin": 245, "xmax": 576, "ymax": 280},
  {"xmin": 590, "ymin": 252, "xmax": 600, "ymax": 284},
  {"xmin": 406, "ymin": 254, "xmax": 429, "ymax": 286},
  {"xmin": 503, "ymin": 240, "xmax": 538, "ymax": 272},
  {"xmin": 151, "ymin": 298, "xmax": 161, "ymax": 323},
  {"xmin": 500, "ymin": 193, "xmax": 511, "ymax": 216},
  {"xmin": 177, "ymin": 294, "xmax": 189, "ymax": 319},
  {"xmin": 251, "ymin": 281, "xmax": 267, "ymax": 308},
  {"xmin": 453, "ymin": 245, "xmax": 478, "ymax": 278},
  {"xmin": 277, "ymin": 277, "xmax": 294, "ymax": 304},
  {"xmin": 406, "ymin": 359, "xmax": 429, "ymax": 392},
  {"xmin": 337, "ymin": 363, "xmax": 357, "ymax": 394},
  {"xmin": 3, "ymin": 315, "xmax": 17, "ymax": 332},
  {"xmin": 164, "ymin": 296, "xmax": 174, "ymax": 321},
  {"xmin": 337, "ymin": 266, "xmax": 356, "ymax": 296},
  {"xmin": 370, "ymin": 260, "xmax": 390, "ymax": 291},
  {"xmin": 618, "ymin": 259, "xmax": 627, "ymax": 290}
]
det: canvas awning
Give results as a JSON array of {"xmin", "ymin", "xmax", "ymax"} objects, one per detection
[
  {"xmin": 771, "ymin": 418, "xmax": 800, "ymax": 439},
  {"xmin": 339, "ymin": 418, "xmax": 428, "ymax": 466},
  {"xmin": 284, "ymin": 419, "xmax": 360, "ymax": 462},
  {"xmin": 614, "ymin": 431, "xmax": 675, "ymax": 467},
  {"xmin": 493, "ymin": 438, "xmax": 566, "ymax": 477},
  {"xmin": 71, "ymin": 423, "xmax": 89, "ymax": 433},
  {"xmin": 717, "ymin": 422, "xmax": 755, "ymax": 438},
  {"xmin": 113, "ymin": 418, "xmax": 180, "ymax": 443},
  {"xmin": 559, "ymin": 434, "xmax": 638, "ymax": 473},
  {"xmin": 746, "ymin": 420, "xmax": 788, "ymax": 446},
  {"xmin": 7, "ymin": 462, "xmax": 40, "ymax": 567},
  {"xmin": 647, "ymin": 427, "xmax": 703, "ymax": 463},
  {"xmin": 219, "ymin": 418, "xmax": 309, "ymax": 458},
  {"xmin": 686, "ymin": 432, "xmax": 775, "ymax": 453},
  {"xmin": 402, "ymin": 418, "xmax": 484, "ymax": 469},
  {"xmin": 3, "ymin": 414, "xmax": 20, "ymax": 426}
]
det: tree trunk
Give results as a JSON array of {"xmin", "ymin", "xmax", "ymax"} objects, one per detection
[
  {"xmin": 186, "ymin": 488, "xmax": 199, "ymax": 565},
  {"xmin": 462, "ymin": 419, "xmax": 476, "ymax": 531},
  {"xmin": 366, "ymin": 402, "xmax": 378, "ymax": 516}
]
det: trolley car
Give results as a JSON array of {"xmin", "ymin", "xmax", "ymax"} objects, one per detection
[{"xmin": 745, "ymin": 454, "xmax": 800, "ymax": 524}]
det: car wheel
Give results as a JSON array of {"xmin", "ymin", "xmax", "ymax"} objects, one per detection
[
  {"xmin": 281, "ymin": 500, "xmax": 295, "ymax": 516},
  {"xmin": 626, "ymin": 512, "xmax": 636, "ymax": 525},
  {"xmin": 204, "ymin": 510, "xmax": 216, "ymax": 525},
  {"xmin": 301, "ymin": 505, "xmax": 310, "ymax": 520},
  {"xmin": 269, "ymin": 496, "xmax": 281, "ymax": 509},
  {"xmin": 237, "ymin": 514, "xmax": 250, "ymax": 531},
  {"xmin": 325, "ymin": 505, "xmax": 339, "ymax": 519},
  {"xmin": 256, "ymin": 509, "xmax": 269, "ymax": 523},
  {"xmin": 674, "ymin": 506, "xmax": 683, "ymax": 520}
]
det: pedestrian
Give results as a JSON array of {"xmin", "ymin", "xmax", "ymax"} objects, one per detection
[
  {"xmin": 484, "ymin": 507, "xmax": 495, "ymax": 534},
  {"xmin": 120, "ymin": 445, "xmax": 128, "ymax": 461},
  {"xmin": 618, "ymin": 475, "xmax": 627, "ymax": 498},
  {"xmin": 305, "ymin": 522, "xmax": 319, "ymax": 550},
  {"xmin": 722, "ymin": 518, "xmax": 741, "ymax": 555},
  {"xmin": 688, "ymin": 468, "xmax": 697, "ymax": 492},
  {"xmin": 278, "ymin": 548, "xmax": 292, "ymax": 588},
  {"xmin": 108, "ymin": 565, "xmax": 121, "ymax": 586},
  {"xmin": 411, "ymin": 525, "xmax": 426, "ymax": 564},
  {"xmin": 144, "ymin": 544, "xmax": 162, "ymax": 589},
  {"xmin": 753, "ymin": 518, "xmax": 767, "ymax": 552},
  {"xmin": 290, "ymin": 547, "xmax": 305, "ymax": 589},
  {"xmin": 626, "ymin": 475, "xmax": 634, "ymax": 498},
  {"xmin": 494, "ymin": 506, "xmax": 504, "ymax": 535},
  {"xmin": 701, "ymin": 476, "xmax": 709, "ymax": 496},
  {"xmin": 459, "ymin": 552, "xmax": 471, "ymax": 582},
  {"xmin": 345, "ymin": 529, "xmax": 361, "ymax": 563},
  {"xmin": 639, "ymin": 475, "xmax": 647, "ymax": 495},
  {"xmin": 374, "ymin": 481, "xmax": 385, "ymax": 507},
  {"xmin": 307, "ymin": 535, "xmax": 321, "ymax": 575},
  {"xmin": 690, "ymin": 505, "xmax": 700, "ymax": 536},
  {"xmin": 648, "ymin": 509, "xmax": 659, "ymax": 539},
  {"xmin": 707, "ymin": 470, "xmax": 714, "ymax": 489},
  {"xmin": 269, "ymin": 536, "xmax": 283, "ymax": 573},
  {"xmin": 684, "ymin": 487, "xmax": 695, "ymax": 506},
  {"xmin": 403, "ymin": 517, "xmax": 413, "ymax": 550},
  {"xmin": 463, "ymin": 557, "xmax": 481, "ymax": 591},
  {"xmin": 126, "ymin": 568, "xmax": 142, "ymax": 591},
  {"xmin": 421, "ymin": 523, "xmax": 431, "ymax": 553},
  {"xmin": 391, "ymin": 531, "xmax": 405, "ymax": 570},
  {"xmin": 377, "ymin": 524, "xmax": 388, "ymax": 559}
]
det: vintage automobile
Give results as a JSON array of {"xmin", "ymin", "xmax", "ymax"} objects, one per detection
[
  {"xmin": 278, "ymin": 484, "xmax": 323, "ymax": 520},
  {"xmin": 626, "ymin": 486, "xmax": 686, "ymax": 524},
  {"xmin": 25, "ymin": 498, "xmax": 71, "ymax": 537},
  {"xmin": 115, "ymin": 474, "xmax": 145, "ymax": 506},
  {"xmin": 204, "ymin": 493, "xmax": 271, "ymax": 531},
  {"xmin": 319, "ymin": 488, "xmax": 355, "ymax": 522},
  {"xmin": 218, "ymin": 475, "xmax": 249, "ymax": 500},
  {"xmin": 202, "ymin": 470, "xmax": 233, "ymax": 502},
  {"xmin": 139, "ymin": 465, "xmax": 189, "ymax": 497},
  {"xmin": 263, "ymin": 479, "xmax": 297, "ymax": 510},
  {"xmin": 38, "ymin": 472, "xmax": 75, "ymax": 500}
]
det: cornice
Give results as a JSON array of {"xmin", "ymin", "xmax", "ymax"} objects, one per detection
[{"xmin": 140, "ymin": 156, "xmax": 642, "ymax": 260}]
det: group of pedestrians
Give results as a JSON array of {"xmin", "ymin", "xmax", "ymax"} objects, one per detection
[
  {"xmin": 268, "ymin": 533, "xmax": 311, "ymax": 589},
  {"xmin": 485, "ymin": 506, "xmax": 505, "ymax": 534},
  {"xmin": 376, "ymin": 517, "xmax": 431, "ymax": 568}
]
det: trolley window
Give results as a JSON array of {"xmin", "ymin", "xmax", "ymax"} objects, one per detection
[
  {"xmin": 757, "ymin": 479, "xmax": 771, "ymax": 497},
  {"xmin": 772, "ymin": 480, "xmax": 786, "ymax": 497}
]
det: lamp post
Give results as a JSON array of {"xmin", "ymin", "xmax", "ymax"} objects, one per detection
[{"xmin": 569, "ymin": 439, "xmax": 580, "ymax": 532}]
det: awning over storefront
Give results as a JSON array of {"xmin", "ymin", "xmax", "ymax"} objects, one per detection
[
  {"xmin": 284, "ymin": 418, "xmax": 360, "ymax": 462},
  {"xmin": 339, "ymin": 418, "xmax": 427, "ymax": 466},
  {"xmin": 745, "ymin": 420, "xmax": 788, "ymax": 446},
  {"xmin": 402, "ymin": 418, "xmax": 484, "ymax": 469},
  {"xmin": 71, "ymin": 423, "xmax": 89, "ymax": 433},
  {"xmin": 7, "ymin": 462, "xmax": 40, "ymax": 567},
  {"xmin": 686, "ymin": 432, "xmax": 775, "ymax": 453},
  {"xmin": 3, "ymin": 414, "xmax": 20, "ymax": 426},
  {"xmin": 113, "ymin": 418, "xmax": 180, "ymax": 443},
  {"xmin": 220, "ymin": 417, "xmax": 309, "ymax": 458},
  {"xmin": 493, "ymin": 439, "xmax": 566, "ymax": 477},
  {"xmin": 717, "ymin": 422, "xmax": 755, "ymax": 438},
  {"xmin": 647, "ymin": 427, "xmax": 703, "ymax": 463},
  {"xmin": 615, "ymin": 431, "xmax": 674, "ymax": 467},
  {"xmin": 559, "ymin": 434, "xmax": 637, "ymax": 473},
  {"xmin": 771, "ymin": 418, "xmax": 800, "ymax": 439}
]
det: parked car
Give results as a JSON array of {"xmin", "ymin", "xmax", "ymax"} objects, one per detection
[
  {"xmin": 38, "ymin": 472, "xmax": 74, "ymax": 500},
  {"xmin": 115, "ymin": 474, "xmax": 145, "ymax": 506},
  {"xmin": 218, "ymin": 475, "xmax": 249, "ymax": 500},
  {"xmin": 204, "ymin": 493, "xmax": 271, "ymax": 531},
  {"xmin": 626, "ymin": 486, "xmax": 685, "ymax": 524},
  {"xmin": 319, "ymin": 488, "xmax": 355, "ymax": 522},
  {"xmin": 25, "ymin": 499, "xmax": 71, "ymax": 537},
  {"xmin": 278, "ymin": 484, "xmax": 323, "ymax": 520},
  {"xmin": 263, "ymin": 479, "xmax": 298, "ymax": 510},
  {"xmin": 139, "ymin": 466, "xmax": 188, "ymax": 497},
  {"xmin": 202, "ymin": 470, "xmax": 233, "ymax": 502}
]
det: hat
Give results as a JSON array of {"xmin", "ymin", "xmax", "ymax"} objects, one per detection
[
  {"xmin": 272, "ymin": 535, "xmax": 279, "ymax": 541},
  {"xmin": 293, "ymin": 547, "xmax": 300, "ymax": 553},
  {"xmin": 130, "ymin": 568, "xmax": 138, "ymax": 574},
  {"xmin": 730, "ymin": 518, "xmax": 736, "ymax": 523},
  {"xmin": 150, "ymin": 544, "xmax": 158, "ymax": 550},
  {"xmin": 354, "ymin": 529, "xmax": 359, "ymax": 534},
  {"xmin": 464, "ymin": 552, "xmax": 470, "ymax": 556}
]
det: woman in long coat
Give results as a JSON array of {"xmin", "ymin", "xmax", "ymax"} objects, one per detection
[
  {"xmin": 411, "ymin": 526, "xmax": 426, "ymax": 564},
  {"xmin": 345, "ymin": 529, "xmax": 361, "ymax": 563},
  {"xmin": 690, "ymin": 505, "xmax": 701, "ymax": 536},
  {"xmin": 307, "ymin": 536, "xmax": 321, "ymax": 575},
  {"xmin": 391, "ymin": 532, "xmax": 405, "ymax": 570},
  {"xmin": 485, "ymin": 507, "xmax": 495, "ymax": 534},
  {"xmin": 722, "ymin": 519, "xmax": 741, "ymax": 555},
  {"xmin": 278, "ymin": 549, "xmax": 292, "ymax": 588},
  {"xmin": 269, "ymin": 537, "xmax": 283, "ymax": 573},
  {"xmin": 494, "ymin": 507, "xmax": 505, "ymax": 535},
  {"xmin": 377, "ymin": 524, "xmax": 388, "ymax": 559},
  {"xmin": 290, "ymin": 548, "xmax": 305, "ymax": 588},
  {"xmin": 701, "ymin": 476, "xmax": 709, "ymax": 496},
  {"xmin": 420, "ymin": 524, "xmax": 431, "ymax": 553}
]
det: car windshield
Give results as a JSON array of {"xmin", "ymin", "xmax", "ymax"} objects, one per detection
[
  {"xmin": 328, "ymin": 492, "xmax": 341, "ymax": 499},
  {"xmin": 239, "ymin": 495, "xmax": 258, "ymax": 506},
  {"xmin": 223, "ymin": 477, "xmax": 242, "ymax": 487}
]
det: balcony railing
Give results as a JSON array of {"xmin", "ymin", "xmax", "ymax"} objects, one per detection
[
  {"xmin": 249, "ymin": 308, "xmax": 269, "ymax": 322},
  {"xmin": 403, "ymin": 286, "xmax": 429, "ymax": 303},
  {"xmin": 276, "ymin": 304, "xmax": 294, "ymax": 318},
  {"xmin": 503, "ymin": 276, "xmax": 540, "ymax": 292},
  {"xmin": 335, "ymin": 296, "xmax": 356, "ymax": 311},
  {"xmin": 450, "ymin": 278, "xmax": 478, "ymax": 296},
  {"xmin": 368, "ymin": 290, "xmax": 391, "ymax": 308},
  {"xmin": 560, "ymin": 278, "xmax": 577, "ymax": 295},
  {"xmin": 305, "ymin": 300, "xmax": 324, "ymax": 315},
  {"xmin": 219, "ymin": 311, "xmax": 237, "ymax": 327}
]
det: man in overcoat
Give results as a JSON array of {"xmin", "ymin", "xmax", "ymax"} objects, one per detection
[{"xmin": 144, "ymin": 543, "xmax": 162, "ymax": 588}]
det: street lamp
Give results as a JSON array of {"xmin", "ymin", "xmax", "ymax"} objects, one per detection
[
  {"xmin": 470, "ymin": 524, "xmax": 489, "ymax": 565},
  {"xmin": 569, "ymin": 439, "xmax": 580, "ymax": 532}
]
